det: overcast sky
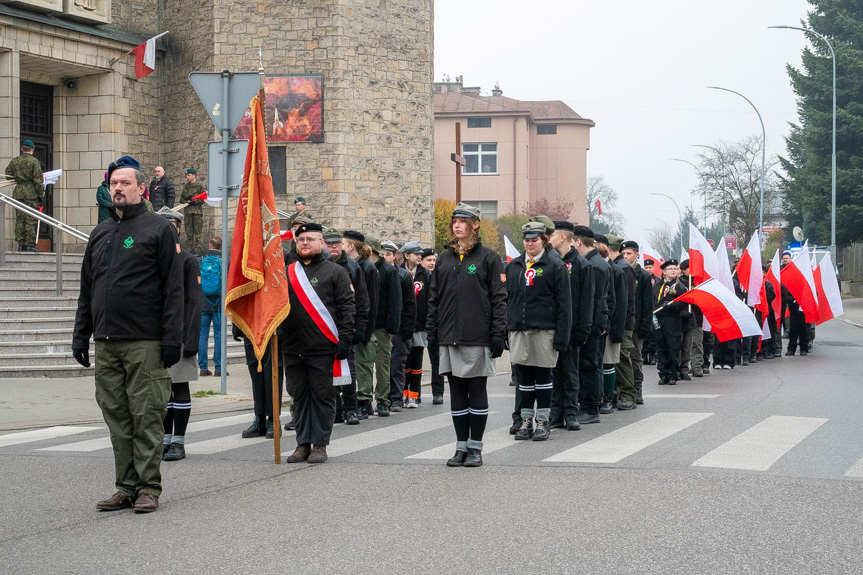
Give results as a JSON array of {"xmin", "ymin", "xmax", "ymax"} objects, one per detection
[{"xmin": 434, "ymin": 0, "xmax": 813, "ymax": 241}]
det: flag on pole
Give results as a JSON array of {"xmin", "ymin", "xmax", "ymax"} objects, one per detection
[
  {"xmin": 132, "ymin": 31, "xmax": 169, "ymax": 79},
  {"xmin": 714, "ymin": 241, "xmax": 735, "ymax": 293},
  {"xmin": 594, "ymin": 200, "xmax": 603, "ymax": 216},
  {"xmin": 688, "ymin": 223, "xmax": 720, "ymax": 285},
  {"xmin": 736, "ymin": 231, "xmax": 763, "ymax": 306},
  {"xmin": 814, "ymin": 252, "xmax": 843, "ymax": 324},
  {"xmin": 765, "ymin": 250, "xmax": 782, "ymax": 329},
  {"xmin": 225, "ymin": 94, "xmax": 291, "ymax": 364},
  {"xmin": 782, "ymin": 242, "xmax": 820, "ymax": 323},
  {"xmin": 190, "ymin": 190, "xmax": 223, "ymax": 207},
  {"xmin": 672, "ymin": 279, "xmax": 762, "ymax": 342},
  {"xmin": 503, "ymin": 235, "xmax": 520, "ymax": 263},
  {"xmin": 639, "ymin": 238, "xmax": 665, "ymax": 277},
  {"xmin": 680, "ymin": 247, "xmax": 688, "ymax": 265}
]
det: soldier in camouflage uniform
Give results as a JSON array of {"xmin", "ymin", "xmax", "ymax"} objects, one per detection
[
  {"xmin": 4, "ymin": 140, "xmax": 44, "ymax": 252},
  {"xmin": 179, "ymin": 168, "xmax": 205, "ymax": 254}
]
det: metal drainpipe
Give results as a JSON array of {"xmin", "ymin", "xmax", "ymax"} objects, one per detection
[{"xmin": 512, "ymin": 118, "xmax": 517, "ymax": 214}]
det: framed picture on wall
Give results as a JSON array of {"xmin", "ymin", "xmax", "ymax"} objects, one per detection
[{"xmin": 233, "ymin": 74, "xmax": 324, "ymax": 143}]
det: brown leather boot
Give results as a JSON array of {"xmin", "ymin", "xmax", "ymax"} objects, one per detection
[
  {"xmin": 308, "ymin": 445, "xmax": 328, "ymax": 463},
  {"xmin": 96, "ymin": 491, "xmax": 133, "ymax": 511},
  {"xmin": 133, "ymin": 492, "xmax": 159, "ymax": 513},
  {"xmin": 286, "ymin": 444, "xmax": 311, "ymax": 463}
]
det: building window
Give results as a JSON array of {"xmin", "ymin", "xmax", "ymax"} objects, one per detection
[
  {"xmin": 467, "ymin": 117, "xmax": 492, "ymax": 128},
  {"xmin": 537, "ymin": 124, "xmax": 557, "ymax": 135},
  {"xmin": 464, "ymin": 200, "xmax": 498, "ymax": 219},
  {"xmin": 462, "ymin": 143, "xmax": 497, "ymax": 174}
]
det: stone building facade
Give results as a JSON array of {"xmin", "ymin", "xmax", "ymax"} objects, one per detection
[{"xmin": 0, "ymin": 0, "xmax": 434, "ymax": 253}]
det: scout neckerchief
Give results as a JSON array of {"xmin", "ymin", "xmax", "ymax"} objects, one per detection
[
  {"xmin": 287, "ymin": 262, "xmax": 351, "ymax": 386},
  {"xmin": 656, "ymin": 279, "xmax": 679, "ymax": 304}
]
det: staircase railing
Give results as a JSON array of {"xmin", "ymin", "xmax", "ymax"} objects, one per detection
[{"xmin": 0, "ymin": 192, "xmax": 90, "ymax": 296}]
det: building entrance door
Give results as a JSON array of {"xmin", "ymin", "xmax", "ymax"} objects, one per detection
[{"xmin": 19, "ymin": 81, "xmax": 53, "ymax": 251}]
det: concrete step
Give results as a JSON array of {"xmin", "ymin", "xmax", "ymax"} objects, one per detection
[
  {"xmin": 0, "ymin": 269, "xmax": 81, "ymax": 279},
  {"xmin": 0, "ymin": 307, "xmax": 78, "ymax": 319},
  {"xmin": 0, "ymin": 296, "xmax": 79, "ymax": 305},
  {"xmin": 0, "ymin": 350, "xmax": 248, "ymax": 368},
  {"xmin": 0, "ymin": 364, "xmax": 96, "ymax": 378},
  {"xmin": 0, "ymin": 317, "xmax": 76, "ymax": 329},
  {"xmin": 0, "ymin": 288, "xmax": 78, "ymax": 298},
  {"xmin": 0, "ymin": 278, "xmax": 79, "ymax": 289},
  {"xmin": 0, "ymin": 338, "xmax": 242, "ymax": 354},
  {"xmin": 1, "ymin": 253, "xmax": 84, "ymax": 263}
]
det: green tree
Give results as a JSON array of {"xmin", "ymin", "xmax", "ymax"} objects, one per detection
[
  {"xmin": 495, "ymin": 213, "xmax": 530, "ymax": 254},
  {"xmin": 780, "ymin": 0, "xmax": 863, "ymax": 247}
]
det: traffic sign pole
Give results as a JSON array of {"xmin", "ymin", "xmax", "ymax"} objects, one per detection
[{"xmin": 219, "ymin": 71, "xmax": 230, "ymax": 395}]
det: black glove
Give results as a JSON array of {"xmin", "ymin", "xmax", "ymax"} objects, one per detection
[
  {"xmin": 427, "ymin": 335, "xmax": 437, "ymax": 350},
  {"xmin": 161, "ymin": 345, "xmax": 182, "ymax": 368},
  {"xmin": 334, "ymin": 340, "xmax": 350, "ymax": 360},
  {"xmin": 573, "ymin": 327, "xmax": 591, "ymax": 347},
  {"xmin": 183, "ymin": 349, "xmax": 198, "ymax": 358},
  {"xmin": 231, "ymin": 325, "xmax": 243, "ymax": 342},
  {"xmin": 490, "ymin": 338, "xmax": 505, "ymax": 359},
  {"xmin": 400, "ymin": 330, "xmax": 413, "ymax": 343},
  {"xmin": 354, "ymin": 329, "xmax": 365, "ymax": 345},
  {"xmin": 681, "ymin": 311, "xmax": 692, "ymax": 320},
  {"xmin": 72, "ymin": 348, "xmax": 90, "ymax": 368}
]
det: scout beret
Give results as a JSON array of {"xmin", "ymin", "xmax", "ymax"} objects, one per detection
[
  {"xmin": 382, "ymin": 240, "xmax": 399, "ymax": 253},
  {"xmin": 107, "ymin": 155, "xmax": 142, "ymax": 179},
  {"xmin": 530, "ymin": 215, "xmax": 555, "ymax": 236},
  {"xmin": 620, "ymin": 240, "xmax": 639, "ymax": 251},
  {"xmin": 323, "ymin": 227, "xmax": 343, "ymax": 241},
  {"xmin": 522, "ymin": 221, "xmax": 546, "ymax": 239},
  {"xmin": 595, "ymin": 234, "xmax": 609, "ymax": 246},
  {"xmin": 420, "ymin": 248, "xmax": 435, "ymax": 258},
  {"xmin": 186, "ymin": 168, "xmax": 197, "ymax": 175},
  {"xmin": 452, "ymin": 202, "xmax": 481, "ymax": 221},
  {"xmin": 365, "ymin": 235, "xmax": 384, "ymax": 255},
  {"xmin": 572, "ymin": 225, "xmax": 595, "ymax": 239},
  {"xmin": 295, "ymin": 222, "xmax": 323, "ymax": 236},
  {"xmin": 400, "ymin": 241, "xmax": 423, "ymax": 254},
  {"xmin": 553, "ymin": 221, "xmax": 575, "ymax": 233},
  {"xmin": 643, "ymin": 258, "xmax": 655, "ymax": 265},
  {"xmin": 344, "ymin": 230, "xmax": 365, "ymax": 243},
  {"xmin": 679, "ymin": 259, "xmax": 690, "ymax": 270},
  {"xmin": 156, "ymin": 206, "xmax": 184, "ymax": 222},
  {"xmin": 21, "ymin": 140, "xmax": 35, "ymax": 149},
  {"xmin": 295, "ymin": 196, "xmax": 306, "ymax": 203},
  {"xmin": 660, "ymin": 259, "xmax": 679, "ymax": 269},
  {"xmin": 605, "ymin": 233, "xmax": 624, "ymax": 248}
]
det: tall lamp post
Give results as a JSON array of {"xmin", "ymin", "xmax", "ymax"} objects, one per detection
[
  {"xmin": 770, "ymin": 24, "xmax": 837, "ymax": 259},
  {"xmin": 650, "ymin": 192, "xmax": 683, "ymax": 257},
  {"xmin": 707, "ymin": 86, "xmax": 766, "ymax": 248},
  {"xmin": 671, "ymin": 157, "xmax": 707, "ymax": 229}
]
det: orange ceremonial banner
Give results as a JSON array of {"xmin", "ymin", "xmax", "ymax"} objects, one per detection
[{"xmin": 225, "ymin": 94, "xmax": 291, "ymax": 364}]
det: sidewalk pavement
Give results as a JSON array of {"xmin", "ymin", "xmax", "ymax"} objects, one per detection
[
  {"xmin": 838, "ymin": 294, "xmax": 863, "ymax": 328},
  {"xmin": 0, "ymin": 351, "xmax": 515, "ymax": 432}
]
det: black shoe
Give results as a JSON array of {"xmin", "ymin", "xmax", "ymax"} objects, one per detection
[
  {"xmin": 162, "ymin": 443, "xmax": 186, "ymax": 461},
  {"xmin": 611, "ymin": 400, "xmax": 620, "ymax": 410},
  {"xmin": 800, "ymin": 350, "xmax": 808, "ymax": 356},
  {"xmin": 548, "ymin": 418, "xmax": 564, "ymax": 430},
  {"xmin": 774, "ymin": 352, "xmax": 782, "ymax": 358},
  {"xmin": 163, "ymin": 443, "xmax": 170, "ymax": 455},
  {"xmin": 785, "ymin": 350, "xmax": 795, "ymax": 356},
  {"xmin": 532, "ymin": 420, "xmax": 549, "ymax": 441},
  {"xmin": 514, "ymin": 418, "xmax": 534, "ymax": 440},
  {"xmin": 509, "ymin": 418, "xmax": 523, "ymax": 435},
  {"xmin": 463, "ymin": 449, "xmax": 483, "ymax": 467},
  {"xmin": 679, "ymin": 373, "xmax": 692, "ymax": 381},
  {"xmin": 377, "ymin": 404, "xmax": 390, "ymax": 417},
  {"xmin": 242, "ymin": 417, "xmax": 266, "ymax": 438},
  {"xmin": 334, "ymin": 410, "xmax": 345, "ymax": 423},
  {"xmin": 576, "ymin": 412, "xmax": 600, "ymax": 425},
  {"xmin": 658, "ymin": 377, "xmax": 668, "ymax": 385},
  {"xmin": 599, "ymin": 402, "xmax": 614, "ymax": 414},
  {"xmin": 617, "ymin": 399, "xmax": 637, "ymax": 411},
  {"xmin": 358, "ymin": 403, "xmax": 372, "ymax": 420},
  {"xmin": 390, "ymin": 400, "xmax": 403, "ymax": 413},
  {"xmin": 266, "ymin": 420, "xmax": 281, "ymax": 439},
  {"xmin": 635, "ymin": 389, "xmax": 644, "ymax": 405},
  {"xmin": 667, "ymin": 379, "xmax": 677, "ymax": 386},
  {"xmin": 433, "ymin": 395, "xmax": 444, "ymax": 405},
  {"xmin": 446, "ymin": 450, "xmax": 468, "ymax": 467},
  {"xmin": 509, "ymin": 380, "xmax": 516, "ymax": 386},
  {"xmin": 345, "ymin": 409, "xmax": 360, "ymax": 425},
  {"xmin": 565, "ymin": 413, "xmax": 581, "ymax": 431},
  {"xmin": 23, "ymin": 246, "xmax": 40, "ymax": 253},
  {"xmin": 284, "ymin": 418, "xmax": 297, "ymax": 431}
]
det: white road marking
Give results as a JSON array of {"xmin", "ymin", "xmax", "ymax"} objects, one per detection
[
  {"xmin": 187, "ymin": 432, "xmax": 294, "ymax": 455},
  {"xmin": 643, "ymin": 394, "xmax": 720, "ymax": 399},
  {"xmin": 844, "ymin": 456, "xmax": 863, "ymax": 478},
  {"xmin": 406, "ymin": 425, "xmax": 514, "ymax": 460},
  {"xmin": 544, "ymin": 412, "xmax": 714, "ymax": 463},
  {"xmin": 0, "ymin": 426, "xmax": 102, "ymax": 448},
  {"xmin": 692, "ymin": 415, "xmax": 828, "ymax": 471},
  {"xmin": 307, "ymin": 412, "xmax": 453, "ymax": 458}
]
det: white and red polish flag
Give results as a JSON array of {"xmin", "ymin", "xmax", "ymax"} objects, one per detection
[
  {"xmin": 782, "ymin": 242, "xmax": 820, "ymax": 323},
  {"xmin": 638, "ymin": 238, "xmax": 665, "ymax": 277},
  {"xmin": 673, "ymin": 279, "xmax": 762, "ymax": 342},
  {"xmin": 735, "ymin": 231, "xmax": 763, "ymax": 307},
  {"xmin": 688, "ymin": 224, "xmax": 720, "ymax": 286},
  {"xmin": 132, "ymin": 31, "xmax": 169, "ymax": 79},
  {"xmin": 594, "ymin": 200, "xmax": 603, "ymax": 216},
  {"xmin": 764, "ymin": 250, "xmax": 782, "ymax": 329},
  {"xmin": 813, "ymin": 252, "xmax": 843, "ymax": 324},
  {"xmin": 504, "ymin": 235, "xmax": 520, "ymax": 263},
  {"xmin": 191, "ymin": 191, "xmax": 223, "ymax": 207},
  {"xmin": 714, "ymin": 241, "xmax": 735, "ymax": 293}
]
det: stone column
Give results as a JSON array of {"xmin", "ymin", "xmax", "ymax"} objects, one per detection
[{"xmin": 0, "ymin": 49, "xmax": 20, "ymax": 252}]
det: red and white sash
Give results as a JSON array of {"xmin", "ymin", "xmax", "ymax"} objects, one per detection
[{"xmin": 288, "ymin": 262, "xmax": 351, "ymax": 386}]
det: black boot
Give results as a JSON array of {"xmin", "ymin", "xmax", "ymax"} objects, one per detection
[
  {"xmin": 345, "ymin": 408, "xmax": 360, "ymax": 425},
  {"xmin": 242, "ymin": 417, "xmax": 266, "ymax": 438},
  {"xmin": 463, "ymin": 449, "xmax": 483, "ymax": 467},
  {"xmin": 446, "ymin": 450, "xmax": 468, "ymax": 467},
  {"xmin": 266, "ymin": 420, "xmax": 281, "ymax": 439},
  {"xmin": 635, "ymin": 384, "xmax": 644, "ymax": 405}
]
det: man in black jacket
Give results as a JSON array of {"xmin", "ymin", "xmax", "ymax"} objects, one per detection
[
  {"xmin": 678, "ymin": 260, "xmax": 704, "ymax": 379},
  {"xmin": 573, "ymin": 226, "xmax": 610, "ymax": 424},
  {"xmin": 72, "ymin": 155, "xmax": 184, "ymax": 513},
  {"xmin": 366, "ymin": 235, "xmax": 401, "ymax": 416},
  {"xmin": 148, "ymin": 166, "xmax": 175, "ymax": 211},
  {"xmin": 401, "ymin": 241, "xmax": 431, "ymax": 407},
  {"xmin": 383, "ymin": 240, "xmax": 416, "ymax": 411},
  {"xmin": 548, "ymin": 221, "xmax": 594, "ymax": 431},
  {"xmin": 326, "ymin": 228, "xmax": 370, "ymax": 425},
  {"xmin": 653, "ymin": 260, "xmax": 689, "ymax": 384},
  {"xmin": 621, "ymin": 241, "xmax": 654, "ymax": 404},
  {"xmin": 608, "ymin": 235, "xmax": 638, "ymax": 410},
  {"xmin": 282, "ymin": 223, "xmax": 356, "ymax": 464},
  {"xmin": 596, "ymin": 234, "xmax": 621, "ymax": 414}
]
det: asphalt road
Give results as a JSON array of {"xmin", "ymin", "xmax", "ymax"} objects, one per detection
[{"xmin": 2, "ymin": 318, "xmax": 863, "ymax": 574}]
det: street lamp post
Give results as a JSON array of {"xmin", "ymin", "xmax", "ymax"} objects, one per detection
[
  {"xmin": 770, "ymin": 25, "xmax": 837, "ymax": 259},
  {"xmin": 671, "ymin": 157, "xmax": 707, "ymax": 229},
  {"xmin": 707, "ymin": 86, "xmax": 766, "ymax": 248},
  {"xmin": 650, "ymin": 192, "xmax": 683, "ymax": 256}
]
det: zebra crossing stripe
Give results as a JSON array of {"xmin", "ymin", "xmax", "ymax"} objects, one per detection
[
  {"xmin": 406, "ymin": 425, "xmax": 513, "ymax": 460},
  {"xmin": 306, "ymin": 412, "xmax": 453, "ymax": 458},
  {"xmin": 693, "ymin": 415, "xmax": 828, "ymax": 471},
  {"xmin": 643, "ymin": 394, "xmax": 720, "ymax": 399},
  {"xmin": 188, "ymin": 431, "xmax": 295, "ymax": 455},
  {"xmin": 844, "ymin": 456, "xmax": 863, "ymax": 478},
  {"xmin": 38, "ymin": 414, "xmax": 254, "ymax": 452},
  {"xmin": 0, "ymin": 426, "xmax": 102, "ymax": 448},
  {"xmin": 544, "ymin": 412, "xmax": 714, "ymax": 463}
]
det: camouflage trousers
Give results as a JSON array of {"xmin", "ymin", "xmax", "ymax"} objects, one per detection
[
  {"xmin": 13, "ymin": 192, "xmax": 39, "ymax": 248},
  {"xmin": 183, "ymin": 213, "xmax": 204, "ymax": 254}
]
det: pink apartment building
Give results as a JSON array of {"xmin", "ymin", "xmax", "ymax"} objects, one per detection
[{"xmin": 433, "ymin": 80, "xmax": 594, "ymax": 223}]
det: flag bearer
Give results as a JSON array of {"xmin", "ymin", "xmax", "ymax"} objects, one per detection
[{"xmin": 652, "ymin": 260, "xmax": 689, "ymax": 385}]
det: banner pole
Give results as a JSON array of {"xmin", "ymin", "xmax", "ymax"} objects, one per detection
[{"xmin": 271, "ymin": 334, "xmax": 281, "ymax": 464}]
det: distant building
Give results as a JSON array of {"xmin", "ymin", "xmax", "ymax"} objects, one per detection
[{"xmin": 434, "ymin": 79, "xmax": 594, "ymax": 223}]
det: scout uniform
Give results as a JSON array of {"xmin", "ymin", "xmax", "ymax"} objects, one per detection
[
  {"xmin": 4, "ymin": 140, "xmax": 44, "ymax": 251},
  {"xmin": 179, "ymin": 168, "xmax": 205, "ymax": 254}
]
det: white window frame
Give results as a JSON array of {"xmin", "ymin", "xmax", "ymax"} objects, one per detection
[
  {"xmin": 463, "ymin": 200, "xmax": 498, "ymax": 219},
  {"xmin": 462, "ymin": 143, "xmax": 498, "ymax": 175}
]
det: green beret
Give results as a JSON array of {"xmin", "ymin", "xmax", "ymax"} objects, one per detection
[
  {"xmin": 530, "ymin": 215, "xmax": 555, "ymax": 236},
  {"xmin": 186, "ymin": 168, "xmax": 197, "ymax": 175},
  {"xmin": 295, "ymin": 197, "xmax": 306, "ymax": 203},
  {"xmin": 606, "ymin": 233, "xmax": 624, "ymax": 248},
  {"xmin": 365, "ymin": 235, "xmax": 384, "ymax": 255},
  {"xmin": 323, "ymin": 227, "xmax": 343, "ymax": 241},
  {"xmin": 21, "ymin": 140, "xmax": 35, "ymax": 149}
]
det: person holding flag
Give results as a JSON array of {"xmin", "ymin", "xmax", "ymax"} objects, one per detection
[
  {"xmin": 781, "ymin": 251, "xmax": 811, "ymax": 356},
  {"xmin": 282, "ymin": 223, "xmax": 356, "ymax": 463},
  {"xmin": 179, "ymin": 168, "xmax": 205, "ymax": 254},
  {"xmin": 652, "ymin": 260, "xmax": 689, "ymax": 385}
]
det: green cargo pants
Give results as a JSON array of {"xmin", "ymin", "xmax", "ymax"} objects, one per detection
[
  {"xmin": 184, "ymin": 213, "xmax": 204, "ymax": 254},
  {"xmin": 615, "ymin": 330, "xmax": 636, "ymax": 402},
  {"xmin": 94, "ymin": 340, "xmax": 171, "ymax": 498},
  {"xmin": 355, "ymin": 335, "xmax": 376, "ymax": 404},
  {"xmin": 12, "ymin": 191, "xmax": 39, "ymax": 248},
  {"xmin": 373, "ymin": 328, "xmax": 392, "ymax": 407}
]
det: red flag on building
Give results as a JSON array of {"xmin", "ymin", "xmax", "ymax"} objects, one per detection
[
  {"xmin": 225, "ymin": 94, "xmax": 291, "ymax": 364},
  {"xmin": 131, "ymin": 31, "xmax": 169, "ymax": 79},
  {"xmin": 594, "ymin": 200, "xmax": 603, "ymax": 216}
]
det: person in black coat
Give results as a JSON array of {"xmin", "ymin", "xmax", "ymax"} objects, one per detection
[
  {"xmin": 148, "ymin": 167, "xmax": 175, "ymax": 211},
  {"xmin": 608, "ymin": 235, "xmax": 638, "ymax": 410},
  {"xmin": 365, "ymin": 236, "xmax": 402, "ymax": 417},
  {"xmin": 426, "ymin": 203, "xmax": 507, "ymax": 468},
  {"xmin": 420, "ymin": 248, "xmax": 445, "ymax": 403},
  {"xmin": 621, "ymin": 241, "xmax": 653, "ymax": 404},
  {"xmin": 383, "ymin": 240, "xmax": 417, "ymax": 411},
  {"xmin": 653, "ymin": 260, "xmax": 689, "ymax": 384},
  {"xmin": 399, "ymin": 241, "xmax": 430, "ymax": 408}
]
